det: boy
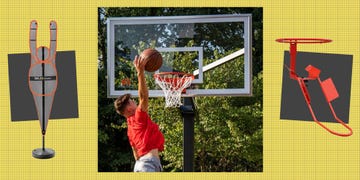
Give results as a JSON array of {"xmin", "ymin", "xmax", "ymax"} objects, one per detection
[{"xmin": 114, "ymin": 55, "xmax": 165, "ymax": 172}]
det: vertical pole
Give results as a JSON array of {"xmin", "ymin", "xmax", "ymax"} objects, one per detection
[
  {"xmin": 289, "ymin": 43, "xmax": 297, "ymax": 79},
  {"xmin": 180, "ymin": 97, "xmax": 195, "ymax": 172},
  {"xmin": 42, "ymin": 135, "xmax": 45, "ymax": 150},
  {"xmin": 42, "ymin": 47, "xmax": 46, "ymax": 150}
]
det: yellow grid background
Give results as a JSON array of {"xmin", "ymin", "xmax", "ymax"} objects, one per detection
[{"xmin": 0, "ymin": 0, "xmax": 359, "ymax": 179}]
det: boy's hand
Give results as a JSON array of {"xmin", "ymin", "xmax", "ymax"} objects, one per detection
[{"xmin": 134, "ymin": 55, "xmax": 149, "ymax": 73}]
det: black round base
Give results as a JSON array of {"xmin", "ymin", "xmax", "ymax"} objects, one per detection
[{"xmin": 32, "ymin": 148, "xmax": 55, "ymax": 159}]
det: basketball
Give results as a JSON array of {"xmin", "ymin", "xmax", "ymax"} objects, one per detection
[{"xmin": 140, "ymin": 48, "xmax": 163, "ymax": 72}]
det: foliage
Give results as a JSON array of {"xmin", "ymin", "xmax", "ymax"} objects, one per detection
[{"xmin": 98, "ymin": 7, "xmax": 263, "ymax": 172}]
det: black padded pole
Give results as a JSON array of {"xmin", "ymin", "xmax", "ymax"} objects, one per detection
[{"xmin": 180, "ymin": 97, "xmax": 195, "ymax": 172}]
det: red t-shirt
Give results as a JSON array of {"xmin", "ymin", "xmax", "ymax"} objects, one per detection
[{"xmin": 127, "ymin": 107, "xmax": 165, "ymax": 157}]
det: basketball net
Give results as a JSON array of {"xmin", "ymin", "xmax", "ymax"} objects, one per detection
[{"xmin": 154, "ymin": 72, "xmax": 194, "ymax": 107}]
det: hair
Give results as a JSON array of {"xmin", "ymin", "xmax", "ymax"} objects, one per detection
[{"xmin": 114, "ymin": 93, "xmax": 131, "ymax": 116}]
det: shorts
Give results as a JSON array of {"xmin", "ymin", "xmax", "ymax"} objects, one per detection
[{"xmin": 134, "ymin": 155, "xmax": 163, "ymax": 172}]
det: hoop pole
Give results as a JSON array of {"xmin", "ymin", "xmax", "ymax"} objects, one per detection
[
  {"xmin": 180, "ymin": 97, "xmax": 195, "ymax": 172},
  {"xmin": 289, "ymin": 43, "xmax": 297, "ymax": 79}
]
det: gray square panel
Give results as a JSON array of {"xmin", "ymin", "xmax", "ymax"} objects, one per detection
[
  {"xmin": 8, "ymin": 51, "xmax": 78, "ymax": 121},
  {"xmin": 280, "ymin": 51, "xmax": 352, "ymax": 123}
]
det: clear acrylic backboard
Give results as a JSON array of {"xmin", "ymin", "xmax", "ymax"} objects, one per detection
[{"xmin": 106, "ymin": 14, "xmax": 252, "ymax": 97}]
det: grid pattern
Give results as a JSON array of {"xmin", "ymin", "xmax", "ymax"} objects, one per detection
[{"xmin": 0, "ymin": 0, "xmax": 359, "ymax": 180}]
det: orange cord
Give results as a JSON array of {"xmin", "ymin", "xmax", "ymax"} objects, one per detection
[{"xmin": 295, "ymin": 76, "xmax": 353, "ymax": 137}]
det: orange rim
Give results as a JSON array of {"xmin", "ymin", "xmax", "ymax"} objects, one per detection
[
  {"xmin": 154, "ymin": 72, "xmax": 194, "ymax": 91},
  {"xmin": 276, "ymin": 38, "xmax": 332, "ymax": 44},
  {"xmin": 154, "ymin": 72, "xmax": 194, "ymax": 81}
]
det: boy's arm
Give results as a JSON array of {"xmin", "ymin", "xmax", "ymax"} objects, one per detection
[{"xmin": 134, "ymin": 55, "xmax": 149, "ymax": 113}]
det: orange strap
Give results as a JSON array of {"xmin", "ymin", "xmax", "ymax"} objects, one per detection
[{"xmin": 296, "ymin": 77, "xmax": 353, "ymax": 137}]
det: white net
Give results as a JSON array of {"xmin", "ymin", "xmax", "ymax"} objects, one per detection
[{"xmin": 154, "ymin": 72, "xmax": 194, "ymax": 107}]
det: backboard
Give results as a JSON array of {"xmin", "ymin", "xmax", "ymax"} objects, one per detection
[{"xmin": 106, "ymin": 14, "xmax": 252, "ymax": 97}]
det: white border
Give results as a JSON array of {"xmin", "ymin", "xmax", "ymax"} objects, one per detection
[
  {"xmin": 107, "ymin": 14, "xmax": 252, "ymax": 97},
  {"xmin": 155, "ymin": 47, "xmax": 203, "ymax": 84}
]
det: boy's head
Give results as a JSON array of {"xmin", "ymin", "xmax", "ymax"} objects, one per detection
[{"xmin": 114, "ymin": 93, "xmax": 137, "ymax": 117}]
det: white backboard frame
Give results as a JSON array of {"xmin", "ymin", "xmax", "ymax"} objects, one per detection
[{"xmin": 107, "ymin": 14, "xmax": 252, "ymax": 98}]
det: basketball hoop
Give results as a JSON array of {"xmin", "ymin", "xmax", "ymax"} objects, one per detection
[
  {"xmin": 276, "ymin": 37, "xmax": 353, "ymax": 137},
  {"xmin": 154, "ymin": 72, "xmax": 194, "ymax": 107},
  {"xmin": 276, "ymin": 38, "xmax": 332, "ymax": 80}
]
